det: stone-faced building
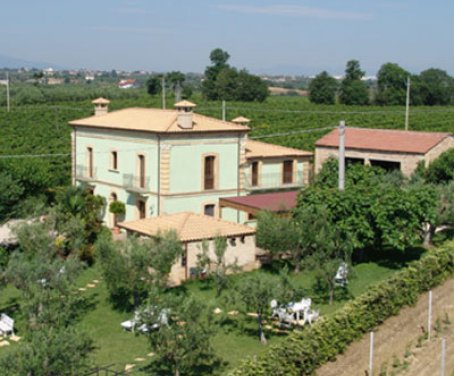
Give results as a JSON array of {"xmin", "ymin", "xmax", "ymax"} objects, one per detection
[{"xmin": 315, "ymin": 127, "xmax": 454, "ymax": 176}]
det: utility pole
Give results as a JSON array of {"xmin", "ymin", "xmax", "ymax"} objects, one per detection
[
  {"xmin": 161, "ymin": 76, "xmax": 166, "ymax": 109},
  {"xmin": 405, "ymin": 76, "xmax": 410, "ymax": 131},
  {"xmin": 338, "ymin": 120, "xmax": 346, "ymax": 191},
  {"xmin": 222, "ymin": 100, "xmax": 226, "ymax": 121}
]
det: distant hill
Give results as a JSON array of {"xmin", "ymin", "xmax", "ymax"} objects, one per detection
[{"xmin": 0, "ymin": 54, "xmax": 64, "ymax": 69}]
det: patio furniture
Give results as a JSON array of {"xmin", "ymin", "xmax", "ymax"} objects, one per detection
[{"xmin": 0, "ymin": 314, "xmax": 14, "ymax": 336}]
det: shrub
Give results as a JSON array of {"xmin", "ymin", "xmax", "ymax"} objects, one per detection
[{"xmin": 229, "ymin": 241, "xmax": 454, "ymax": 376}]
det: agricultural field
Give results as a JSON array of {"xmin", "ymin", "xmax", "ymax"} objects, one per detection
[{"xmin": 1, "ymin": 91, "xmax": 454, "ymax": 221}]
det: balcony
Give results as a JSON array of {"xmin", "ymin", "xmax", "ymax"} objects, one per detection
[
  {"xmin": 243, "ymin": 171, "xmax": 304, "ymax": 191},
  {"xmin": 76, "ymin": 165, "xmax": 97, "ymax": 182},
  {"xmin": 123, "ymin": 174, "xmax": 150, "ymax": 194}
]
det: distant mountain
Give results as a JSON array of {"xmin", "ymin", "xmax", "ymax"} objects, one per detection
[{"xmin": 0, "ymin": 54, "xmax": 65, "ymax": 70}]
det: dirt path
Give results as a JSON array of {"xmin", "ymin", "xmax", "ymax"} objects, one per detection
[{"xmin": 316, "ymin": 278, "xmax": 454, "ymax": 376}]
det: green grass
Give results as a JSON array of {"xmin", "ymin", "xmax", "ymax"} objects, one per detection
[{"xmin": 0, "ymin": 258, "xmax": 408, "ymax": 374}]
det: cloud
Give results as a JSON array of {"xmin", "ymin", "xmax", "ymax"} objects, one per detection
[{"xmin": 216, "ymin": 4, "xmax": 372, "ymax": 21}]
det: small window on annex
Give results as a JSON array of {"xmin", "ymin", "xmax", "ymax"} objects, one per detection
[
  {"xmin": 204, "ymin": 204, "xmax": 215, "ymax": 217},
  {"xmin": 137, "ymin": 199, "xmax": 146, "ymax": 219}
]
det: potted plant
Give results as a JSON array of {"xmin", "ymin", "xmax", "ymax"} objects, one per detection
[{"xmin": 109, "ymin": 201, "xmax": 126, "ymax": 234}]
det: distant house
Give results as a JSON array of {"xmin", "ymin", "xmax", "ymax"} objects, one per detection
[
  {"xmin": 118, "ymin": 79, "xmax": 138, "ymax": 89},
  {"xmin": 118, "ymin": 212, "xmax": 258, "ymax": 285},
  {"xmin": 47, "ymin": 77, "xmax": 64, "ymax": 85},
  {"xmin": 315, "ymin": 127, "xmax": 454, "ymax": 176}
]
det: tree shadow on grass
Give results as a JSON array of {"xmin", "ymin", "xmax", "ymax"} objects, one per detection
[
  {"xmin": 352, "ymin": 246, "xmax": 426, "ymax": 270},
  {"xmin": 0, "ymin": 296, "xmax": 20, "ymax": 315}
]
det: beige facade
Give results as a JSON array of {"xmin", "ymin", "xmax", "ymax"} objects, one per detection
[
  {"xmin": 315, "ymin": 136, "xmax": 454, "ymax": 177},
  {"xmin": 168, "ymin": 235, "xmax": 258, "ymax": 285}
]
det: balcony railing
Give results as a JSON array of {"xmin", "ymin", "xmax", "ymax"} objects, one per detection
[
  {"xmin": 123, "ymin": 173, "xmax": 150, "ymax": 193},
  {"xmin": 243, "ymin": 171, "xmax": 304, "ymax": 191},
  {"xmin": 75, "ymin": 164, "xmax": 97, "ymax": 181}
]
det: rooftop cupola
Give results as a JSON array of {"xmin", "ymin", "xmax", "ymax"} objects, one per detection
[
  {"xmin": 231, "ymin": 116, "xmax": 251, "ymax": 127},
  {"xmin": 92, "ymin": 97, "xmax": 110, "ymax": 116},
  {"xmin": 174, "ymin": 100, "xmax": 196, "ymax": 129}
]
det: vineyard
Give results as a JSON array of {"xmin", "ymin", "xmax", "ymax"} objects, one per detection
[{"xmin": 1, "ymin": 92, "xmax": 454, "ymax": 221}]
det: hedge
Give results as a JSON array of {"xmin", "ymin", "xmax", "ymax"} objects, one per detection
[{"xmin": 228, "ymin": 241, "xmax": 454, "ymax": 376}]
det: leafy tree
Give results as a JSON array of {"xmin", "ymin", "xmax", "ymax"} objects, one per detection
[
  {"xmin": 96, "ymin": 231, "xmax": 182, "ymax": 310},
  {"xmin": 309, "ymin": 71, "xmax": 338, "ymax": 104},
  {"xmin": 202, "ymin": 48, "xmax": 268, "ymax": 102},
  {"xmin": 419, "ymin": 68, "xmax": 454, "ymax": 105},
  {"xmin": 53, "ymin": 185, "xmax": 105, "ymax": 262},
  {"xmin": 141, "ymin": 291, "xmax": 217, "ymax": 376},
  {"xmin": 376, "ymin": 63, "xmax": 409, "ymax": 105},
  {"xmin": 339, "ymin": 60, "xmax": 369, "ymax": 105},
  {"xmin": 146, "ymin": 76, "xmax": 162, "ymax": 96},
  {"xmin": 234, "ymin": 273, "xmax": 293, "ymax": 344},
  {"xmin": 0, "ymin": 327, "xmax": 94, "ymax": 376},
  {"xmin": 256, "ymin": 211, "xmax": 301, "ymax": 270},
  {"xmin": 235, "ymin": 273, "xmax": 278, "ymax": 344},
  {"xmin": 301, "ymin": 206, "xmax": 353, "ymax": 304},
  {"xmin": 0, "ymin": 221, "xmax": 94, "ymax": 375},
  {"xmin": 425, "ymin": 148, "xmax": 454, "ymax": 184}
]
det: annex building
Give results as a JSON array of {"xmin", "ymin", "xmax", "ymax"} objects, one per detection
[{"xmin": 315, "ymin": 127, "xmax": 454, "ymax": 177}]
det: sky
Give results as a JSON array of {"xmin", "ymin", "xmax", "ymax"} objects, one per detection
[{"xmin": 1, "ymin": 0, "xmax": 453, "ymax": 76}]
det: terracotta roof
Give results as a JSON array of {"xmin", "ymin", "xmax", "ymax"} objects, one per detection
[
  {"xmin": 315, "ymin": 127, "xmax": 452, "ymax": 154},
  {"xmin": 69, "ymin": 108, "xmax": 249, "ymax": 134},
  {"xmin": 92, "ymin": 97, "xmax": 110, "ymax": 104},
  {"xmin": 245, "ymin": 139, "xmax": 313, "ymax": 159},
  {"xmin": 220, "ymin": 191, "xmax": 298, "ymax": 214},
  {"xmin": 174, "ymin": 100, "xmax": 196, "ymax": 108},
  {"xmin": 118, "ymin": 212, "xmax": 255, "ymax": 242}
]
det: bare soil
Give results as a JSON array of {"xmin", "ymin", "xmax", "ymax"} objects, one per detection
[{"xmin": 316, "ymin": 278, "xmax": 454, "ymax": 376}]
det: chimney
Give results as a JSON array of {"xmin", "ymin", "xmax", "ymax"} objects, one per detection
[
  {"xmin": 174, "ymin": 100, "xmax": 196, "ymax": 129},
  {"xmin": 92, "ymin": 97, "xmax": 110, "ymax": 116},
  {"xmin": 231, "ymin": 116, "xmax": 251, "ymax": 127}
]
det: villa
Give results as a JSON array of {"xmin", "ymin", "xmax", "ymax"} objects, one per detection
[{"xmin": 69, "ymin": 98, "xmax": 313, "ymax": 226}]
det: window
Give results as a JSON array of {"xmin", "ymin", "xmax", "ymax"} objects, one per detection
[
  {"xmin": 370, "ymin": 159, "xmax": 401, "ymax": 172},
  {"xmin": 137, "ymin": 199, "xmax": 146, "ymax": 219},
  {"xmin": 204, "ymin": 204, "xmax": 215, "ymax": 217},
  {"xmin": 229, "ymin": 238, "xmax": 237, "ymax": 246},
  {"xmin": 283, "ymin": 160, "xmax": 293, "ymax": 184},
  {"xmin": 87, "ymin": 147, "xmax": 93, "ymax": 178},
  {"xmin": 138, "ymin": 155, "xmax": 145, "ymax": 188},
  {"xmin": 204, "ymin": 156, "xmax": 215, "ymax": 190},
  {"xmin": 111, "ymin": 151, "xmax": 118, "ymax": 170},
  {"xmin": 248, "ymin": 213, "xmax": 256, "ymax": 221},
  {"xmin": 181, "ymin": 253, "xmax": 187, "ymax": 267},
  {"xmin": 251, "ymin": 161, "xmax": 259, "ymax": 187}
]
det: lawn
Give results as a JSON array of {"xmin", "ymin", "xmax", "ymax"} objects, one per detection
[{"xmin": 0, "ymin": 254, "xmax": 407, "ymax": 375}]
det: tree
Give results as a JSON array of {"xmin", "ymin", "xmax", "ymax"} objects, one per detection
[
  {"xmin": 146, "ymin": 76, "xmax": 162, "ymax": 96},
  {"xmin": 202, "ymin": 48, "xmax": 269, "ymax": 102},
  {"xmin": 96, "ymin": 231, "xmax": 182, "ymax": 310},
  {"xmin": 234, "ymin": 273, "xmax": 291, "ymax": 344},
  {"xmin": 376, "ymin": 63, "xmax": 410, "ymax": 105},
  {"xmin": 301, "ymin": 206, "xmax": 353, "ymax": 304},
  {"xmin": 53, "ymin": 185, "xmax": 105, "ymax": 262},
  {"xmin": 141, "ymin": 291, "xmax": 217, "ymax": 376},
  {"xmin": 256, "ymin": 211, "xmax": 301, "ymax": 271},
  {"xmin": 0, "ymin": 221, "xmax": 94, "ymax": 375},
  {"xmin": 419, "ymin": 68, "xmax": 454, "ymax": 105},
  {"xmin": 339, "ymin": 60, "xmax": 369, "ymax": 105},
  {"xmin": 309, "ymin": 71, "xmax": 338, "ymax": 104},
  {"xmin": 425, "ymin": 148, "xmax": 454, "ymax": 184}
]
